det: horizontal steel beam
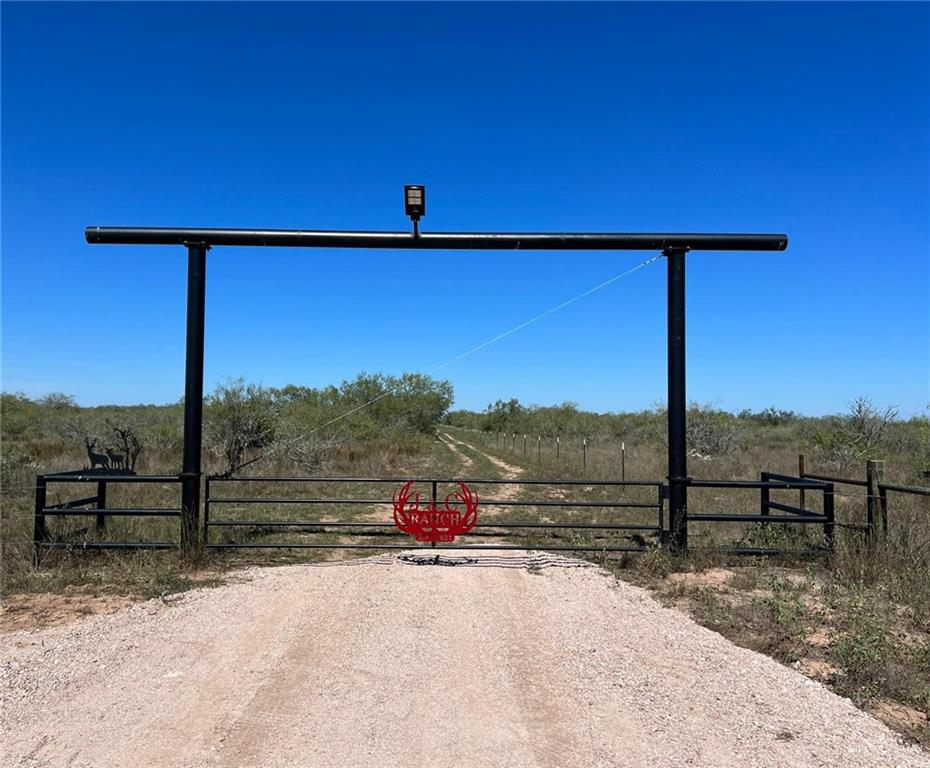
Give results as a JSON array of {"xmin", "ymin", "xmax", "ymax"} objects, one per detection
[
  {"xmin": 690, "ymin": 479, "xmax": 827, "ymax": 490},
  {"xmin": 86, "ymin": 227, "xmax": 788, "ymax": 252},
  {"xmin": 765, "ymin": 500, "xmax": 818, "ymax": 516},
  {"xmin": 41, "ymin": 508, "xmax": 181, "ymax": 516},
  {"xmin": 43, "ymin": 474, "xmax": 181, "ymax": 483},
  {"xmin": 37, "ymin": 541, "xmax": 176, "ymax": 550},
  {"xmin": 207, "ymin": 497, "xmax": 659, "ymax": 509},
  {"xmin": 688, "ymin": 513, "xmax": 827, "ymax": 523},
  {"xmin": 205, "ymin": 520, "xmax": 660, "ymax": 530},
  {"xmin": 206, "ymin": 543, "xmax": 649, "ymax": 552},
  {"xmin": 208, "ymin": 475, "xmax": 662, "ymax": 487}
]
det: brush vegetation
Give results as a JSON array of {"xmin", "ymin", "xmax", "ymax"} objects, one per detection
[{"xmin": 1, "ymin": 382, "xmax": 928, "ymax": 743}]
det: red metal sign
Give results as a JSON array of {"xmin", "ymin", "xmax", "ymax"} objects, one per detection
[{"xmin": 392, "ymin": 481, "xmax": 478, "ymax": 543}]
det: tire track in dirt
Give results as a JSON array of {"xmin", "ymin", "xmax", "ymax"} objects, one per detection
[{"xmin": 439, "ymin": 432, "xmax": 527, "ymax": 527}]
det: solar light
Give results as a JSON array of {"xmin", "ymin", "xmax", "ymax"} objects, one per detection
[{"xmin": 404, "ymin": 184, "xmax": 426, "ymax": 235}]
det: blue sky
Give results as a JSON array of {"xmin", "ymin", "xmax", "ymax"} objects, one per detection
[{"xmin": 2, "ymin": 2, "xmax": 928, "ymax": 416}]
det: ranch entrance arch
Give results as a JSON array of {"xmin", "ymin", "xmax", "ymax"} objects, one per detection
[{"xmin": 82, "ymin": 218, "xmax": 788, "ymax": 554}]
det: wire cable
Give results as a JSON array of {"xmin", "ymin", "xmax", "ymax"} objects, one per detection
[{"xmin": 309, "ymin": 254, "xmax": 663, "ymax": 434}]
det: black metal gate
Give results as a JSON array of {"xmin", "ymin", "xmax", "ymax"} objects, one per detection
[{"xmin": 203, "ymin": 475, "xmax": 666, "ymax": 553}]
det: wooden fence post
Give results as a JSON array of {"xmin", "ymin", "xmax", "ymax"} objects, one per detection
[{"xmin": 866, "ymin": 459, "xmax": 884, "ymax": 543}]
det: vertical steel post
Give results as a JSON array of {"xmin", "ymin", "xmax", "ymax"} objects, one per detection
[
  {"xmin": 823, "ymin": 482, "xmax": 835, "ymax": 551},
  {"xmin": 203, "ymin": 476, "xmax": 211, "ymax": 548},
  {"xmin": 430, "ymin": 480, "xmax": 438, "ymax": 549},
  {"xmin": 181, "ymin": 243, "xmax": 208, "ymax": 555},
  {"xmin": 621, "ymin": 441, "xmax": 625, "ymax": 482},
  {"xmin": 760, "ymin": 472, "xmax": 770, "ymax": 528},
  {"xmin": 95, "ymin": 480, "xmax": 107, "ymax": 532},
  {"xmin": 798, "ymin": 453, "xmax": 806, "ymax": 511},
  {"xmin": 33, "ymin": 475, "xmax": 48, "ymax": 562},
  {"xmin": 666, "ymin": 247, "xmax": 688, "ymax": 550}
]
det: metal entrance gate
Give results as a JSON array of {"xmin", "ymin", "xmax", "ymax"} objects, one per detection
[
  {"xmin": 203, "ymin": 476, "xmax": 666, "ymax": 553},
  {"xmin": 34, "ymin": 469, "xmax": 856, "ymax": 557},
  {"xmin": 81, "ymin": 213, "xmax": 789, "ymax": 554}
]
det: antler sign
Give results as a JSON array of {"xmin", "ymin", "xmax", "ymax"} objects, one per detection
[{"xmin": 392, "ymin": 481, "xmax": 478, "ymax": 543}]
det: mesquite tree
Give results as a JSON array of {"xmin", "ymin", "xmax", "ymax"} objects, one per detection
[{"xmin": 204, "ymin": 379, "xmax": 278, "ymax": 475}]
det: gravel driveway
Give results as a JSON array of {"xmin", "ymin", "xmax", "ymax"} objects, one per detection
[{"xmin": 2, "ymin": 551, "xmax": 926, "ymax": 768}]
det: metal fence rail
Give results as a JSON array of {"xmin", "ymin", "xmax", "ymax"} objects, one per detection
[
  {"xmin": 34, "ymin": 472, "xmax": 182, "ymax": 557},
  {"xmin": 687, "ymin": 475, "xmax": 835, "ymax": 553}
]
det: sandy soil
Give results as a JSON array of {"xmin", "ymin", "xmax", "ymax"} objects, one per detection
[
  {"xmin": 1, "ymin": 593, "xmax": 137, "ymax": 633},
  {"xmin": 2, "ymin": 551, "xmax": 926, "ymax": 768}
]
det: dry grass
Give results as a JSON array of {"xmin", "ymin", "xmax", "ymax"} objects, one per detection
[
  {"xmin": 3, "ymin": 425, "xmax": 928, "ymax": 747},
  {"xmin": 445, "ymin": 427, "xmax": 930, "ymax": 747}
]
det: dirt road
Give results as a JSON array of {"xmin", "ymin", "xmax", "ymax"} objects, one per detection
[{"xmin": 2, "ymin": 551, "xmax": 925, "ymax": 768}]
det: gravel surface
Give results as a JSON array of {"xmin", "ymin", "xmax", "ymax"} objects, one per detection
[{"xmin": 2, "ymin": 551, "xmax": 927, "ymax": 768}]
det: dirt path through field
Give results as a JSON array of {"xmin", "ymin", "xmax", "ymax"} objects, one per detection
[
  {"xmin": 442, "ymin": 431, "xmax": 523, "ymax": 488},
  {"xmin": 436, "ymin": 431, "xmax": 476, "ymax": 473},
  {"xmin": 2, "ymin": 550, "xmax": 925, "ymax": 768}
]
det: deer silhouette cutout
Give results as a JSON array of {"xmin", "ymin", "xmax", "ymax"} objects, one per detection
[
  {"xmin": 106, "ymin": 448, "xmax": 125, "ymax": 469},
  {"xmin": 85, "ymin": 437, "xmax": 110, "ymax": 470}
]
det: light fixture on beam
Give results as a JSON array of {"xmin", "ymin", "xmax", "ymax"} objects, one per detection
[{"xmin": 404, "ymin": 184, "xmax": 425, "ymax": 236}]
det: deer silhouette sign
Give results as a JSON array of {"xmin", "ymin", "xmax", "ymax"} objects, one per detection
[{"xmin": 84, "ymin": 437, "xmax": 110, "ymax": 470}]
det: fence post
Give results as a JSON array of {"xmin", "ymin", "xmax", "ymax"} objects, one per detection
[
  {"xmin": 621, "ymin": 441, "xmax": 626, "ymax": 482},
  {"xmin": 95, "ymin": 480, "xmax": 108, "ymax": 533},
  {"xmin": 180, "ymin": 242, "xmax": 208, "ymax": 556},
  {"xmin": 511, "ymin": 432, "xmax": 515, "ymax": 451},
  {"xmin": 760, "ymin": 471, "xmax": 770, "ymax": 527},
  {"xmin": 431, "ymin": 480, "xmax": 439, "ymax": 550},
  {"xmin": 33, "ymin": 475, "xmax": 48, "ymax": 562},
  {"xmin": 823, "ymin": 482, "xmax": 835, "ymax": 551},
  {"xmin": 523, "ymin": 434, "xmax": 527, "ymax": 455},
  {"xmin": 879, "ymin": 483, "xmax": 889, "ymax": 537},
  {"xmin": 866, "ymin": 460, "xmax": 884, "ymax": 543},
  {"xmin": 583, "ymin": 438, "xmax": 587, "ymax": 471},
  {"xmin": 556, "ymin": 435, "xmax": 560, "ymax": 460},
  {"xmin": 658, "ymin": 484, "xmax": 667, "ymax": 543},
  {"xmin": 537, "ymin": 435, "xmax": 541, "ymax": 462},
  {"xmin": 666, "ymin": 246, "xmax": 688, "ymax": 552},
  {"xmin": 798, "ymin": 453, "xmax": 806, "ymax": 512},
  {"xmin": 203, "ymin": 477, "xmax": 211, "ymax": 548}
]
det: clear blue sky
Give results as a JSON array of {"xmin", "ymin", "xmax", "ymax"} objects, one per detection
[{"xmin": 2, "ymin": 2, "xmax": 928, "ymax": 416}]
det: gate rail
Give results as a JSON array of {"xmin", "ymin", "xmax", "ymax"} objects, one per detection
[
  {"xmin": 204, "ymin": 475, "xmax": 665, "ymax": 553},
  {"xmin": 687, "ymin": 475, "xmax": 835, "ymax": 554},
  {"xmin": 34, "ymin": 471, "xmax": 182, "ymax": 556}
]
